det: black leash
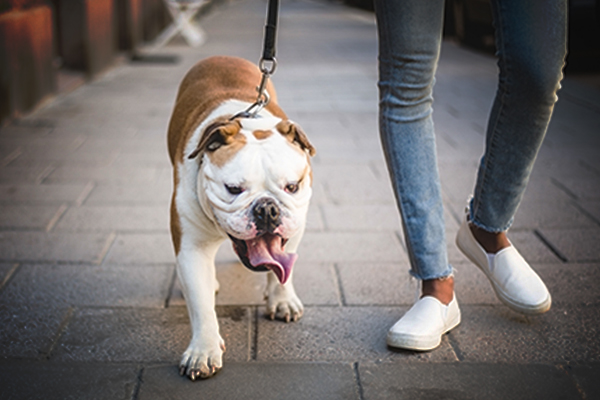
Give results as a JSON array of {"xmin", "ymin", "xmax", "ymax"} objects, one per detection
[{"xmin": 232, "ymin": 0, "xmax": 280, "ymax": 119}]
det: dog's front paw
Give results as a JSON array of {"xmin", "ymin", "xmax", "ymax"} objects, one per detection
[
  {"xmin": 179, "ymin": 337, "xmax": 226, "ymax": 381},
  {"xmin": 265, "ymin": 280, "xmax": 304, "ymax": 323}
]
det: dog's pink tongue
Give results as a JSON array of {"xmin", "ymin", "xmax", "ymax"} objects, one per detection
[{"xmin": 246, "ymin": 235, "xmax": 297, "ymax": 284}]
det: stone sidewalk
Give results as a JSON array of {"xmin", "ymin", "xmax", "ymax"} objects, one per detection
[{"xmin": 1, "ymin": 0, "xmax": 599, "ymax": 398}]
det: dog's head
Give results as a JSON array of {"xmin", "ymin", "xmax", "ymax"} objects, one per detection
[{"xmin": 189, "ymin": 116, "xmax": 315, "ymax": 284}]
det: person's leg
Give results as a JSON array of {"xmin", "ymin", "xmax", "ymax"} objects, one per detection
[
  {"xmin": 457, "ymin": 0, "xmax": 567, "ymax": 315},
  {"xmin": 470, "ymin": 0, "xmax": 567, "ymax": 234},
  {"xmin": 374, "ymin": 0, "xmax": 452, "ymax": 301},
  {"xmin": 375, "ymin": 0, "xmax": 460, "ymax": 351}
]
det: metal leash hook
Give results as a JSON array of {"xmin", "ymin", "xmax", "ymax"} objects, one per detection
[{"xmin": 231, "ymin": 0, "xmax": 279, "ymax": 120}]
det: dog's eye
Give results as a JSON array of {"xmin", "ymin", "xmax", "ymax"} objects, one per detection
[
  {"xmin": 225, "ymin": 185, "xmax": 244, "ymax": 195},
  {"xmin": 285, "ymin": 183, "xmax": 299, "ymax": 194}
]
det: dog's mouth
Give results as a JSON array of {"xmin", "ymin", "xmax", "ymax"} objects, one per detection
[{"xmin": 228, "ymin": 233, "xmax": 297, "ymax": 285}]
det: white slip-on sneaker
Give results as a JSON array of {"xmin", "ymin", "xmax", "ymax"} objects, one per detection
[
  {"xmin": 387, "ymin": 295, "xmax": 461, "ymax": 351},
  {"xmin": 455, "ymin": 216, "xmax": 551, "ymax": 315}
]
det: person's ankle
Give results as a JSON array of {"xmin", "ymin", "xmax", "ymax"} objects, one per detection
[
  {"xmin": 422, "ymin": 276, "xmax": 454, "ymax": 305},
  {"xmin": 469, "ymin": 222, "xmax": 511, "ymax": 254}
]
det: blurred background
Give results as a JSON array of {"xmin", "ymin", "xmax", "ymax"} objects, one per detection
[{"xmin": 1, "ymin": 0, "xmax": 599, "ymax": 126}]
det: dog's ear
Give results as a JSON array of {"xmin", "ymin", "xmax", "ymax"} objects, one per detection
[
  {"xmin": 276, "ymin": 120, "xmax": 316, "ymax": 156},
  {"xmin": 188, "ymin": 119, "xmax": 242, "ymax": 159}
]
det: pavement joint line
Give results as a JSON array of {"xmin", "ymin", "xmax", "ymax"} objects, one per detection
[
  {"xmin": 1, "ymin": 147, "xmax": 22, "ymax": 167},
  {"xmin": 572, "ymin": 200, "xmax": 600, "ymax": 227},
  {"xmin": 251, "ymin": 306, "xmax": 259, "ymax": 361},
  {"xmin": 45, "ymin": 203, "xmax": 69, "ymax": 232},
  {"xmin": 368, "ymin": 160, "xmax": 382, "ymax": 179},
  {"xmin": 35, "ymin": 163, "xmax": 57, "ymax": 185},
  {"xmin": 44, "ymin": 307, "xmax": 74, "ymax": 360},
  {"xmin": 164, "ymin": 266, "xmax": 178, "ymax": 308},
  {"xmin": 353, "ymin": 361, "xmax": 366, "ymax": 400},
  {"xmin": 557, "ymin": 364, "xmax": 588, "ymax": 400},
  {"xmin": 332, "ymin": 263, "xmax": 347, "ymax": 306},
  {"xmin": 533, "ymin": 229, "xmax": 569, "ymax": 263},
  {"xmin": 70, "ymin": 135, "xmax": 87, "ymax": 151},
  {"xmin": 562, "ymin": 91, "xmax": 600, "ymax": 114},
  {"xmin": 440, "ymin": 131, "xmax": 459, "ymax": 149},
  {"xmin": 394, "ymin": 230, "xmax": 408, "ymax": 252},
  {"xmin": 317, "ymin": 204, "xmax": 329, "ymax": 230},
  {"xmin": 578, "ymin": 159, "xmax": 600, "ymax": 176},
  {"xmin": 0, "ymin": 262, "xmax": 20, "ymax": 292},
  {"xmin": 94, "ymin": 231, "xmax": 117, "ymax": 265},
  {"xmin": 446, "ymin": 332, "xmax": 465, "ymax": 362},
  {"xmin": 550, "ymin": 177, "xmax": 579, "ymax": 200},
  {"xmin": 132, "ymin": 367, "xmax": 145, "ymax": 400},
  {"xmin": 75, "ymin": 181, "xmax": 96, "ymax": 206}
]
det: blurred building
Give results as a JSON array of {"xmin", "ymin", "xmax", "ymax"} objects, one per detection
[{"xmin": 0, "ymin": 0, "xmax": 171, "ymax": 124}]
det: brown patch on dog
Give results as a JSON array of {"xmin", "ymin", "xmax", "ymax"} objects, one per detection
[
  {"xmin": 188, "ymin": 118, "xmax": 242, "ymax": 159},
  {"xmin": 170, "ymin": 191, "xmax": 182, "ymax": 254},
  {"xmin": 276, "ymin": 120, "xmax": 316, "ymax": 156},
  {"xmin": 206, "ymin": 133, "xmax": 247, "ymax": 168},
  {"xmin": 253, "ymin": 129, "xmax": 273, "ymax": 140}
]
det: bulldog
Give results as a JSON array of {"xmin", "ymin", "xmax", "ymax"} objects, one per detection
[{"xmin": 167, "ymin": 56, "xmax": 315, "ymax": 380}]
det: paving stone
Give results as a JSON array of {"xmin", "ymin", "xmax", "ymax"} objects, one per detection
[
  {"xmin": 511, "ymin": 197, "xmax": 596, "ymax": 230},
  {"xmin": 359, "ymin": 363, "xmax": 581, "ymax": 400},
  {"xmin": 535, "ymin": 263, "xmax": 600, "ymax": 306},
  {"xmin": 577, "ymin": 200, "xmax": 600, "ymax": 224},
  {"xmin": 0, "ymin": 165, "xmax": 54, "ymax": 183},
  {"xmin": 0, "ymin": 262, "xmax": 18, "ymax": 287},
  {"xmin": 304, "ymin": 203, "xmax": 325, "ymax": 231},
  {"xmin": 44, "ymin": 165, "xmax": 159, "ymax": 183},
  {"xmin": 506, "ymin": 231, "xmax": 563, "ymax": 263},
  {"xmin": 325, "ymin": 177, "xmax": 397, "ymax": 205},
  {"xmin": 0, "ymin": 303, "xmax": 69, "ymax": 359},
  {"xmin": 557, "ymin": 176, "xmax": 600, "ymax": 200},
  {"xmin": 539, "ymin": 305, "xmax": 600, "ymax": 363},
  {"xmin": 0, "ymin": 183, "xmax": 91, "ymax": 204},
  {"xmin": 321, "ymin": 204, "xmax": 402, "ymax": 231},
  {"xmin": 170, "ymin": 259, "xmax": 340, "ymax": 307},
  {"xmin": 292, "ymin": 260, "xmax": 341, "ymax": 306},
  {"xmin": 568, "ymin": 363, "xmax": 600, "ymax": 400},
  {"xmin": 451, "ymin": 305, "xmax": 600, "ymax": 363},
  {"xmin": 103, "ymin": 233, "xmax": 174, "ymax": 265},
  {"xmin": 10, "ymin": 149, "xmax": 119, "ymax": 167},
  {"xmin": 298, "ymin": 231, "xmax": 405, "ymax": 263},
  {"xmin": 0, "ymin": 204, "xmax": 65, "ymax": 230},
  {"xmin": 1, "ymin": 264, "xmax": 173, "ymax": 308},
  {"xmin": 452, "ymin": 262, "xmax": 502, "ymax": 305},
  {"xmin": 54, "ymin": 205, "xmax": 169, "ymax": 232},
  {"xmin": 0, "ymin": 231, "xmax": 112, "ymax": 263},
  {"xmin": 256, "ymin": 306, "xmax": 458, "ymax": 363},
  {"xmin": 84, "ymin": 182, "xmax": 172, "ymax": 205},
  {"xmin": 138, "ymin": 362, "xmax": 360, "ymax": 400},
  {"xmin": 336, "ymin": 262, "xmax": 413, "ymax": 305},
  {"xmin": 537, "ymin": 227, "xmax": 600, "ymax": 262},
  {"xmin": 313, "ymin": 163, "xmax": 396, "ymax": 205},
  {"xmin": 53, "ymin": 306, "xmax": 250, "ymax": 363},
  {"xmin": 450, "ymin": 305, "xmax": 556, "ymax": 363},
  {"xmin": 0, "ymin": 360, "xmax": 139, "ymax": 400}
]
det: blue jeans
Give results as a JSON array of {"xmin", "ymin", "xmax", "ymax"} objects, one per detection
[{"xmin": 374, "ymin": 0, "xmax": 567, "ymax": 280}]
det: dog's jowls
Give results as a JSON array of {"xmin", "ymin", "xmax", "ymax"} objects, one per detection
[{"xmin": 167, "ymin": 56, "xmax": 315, "ymax": 380}]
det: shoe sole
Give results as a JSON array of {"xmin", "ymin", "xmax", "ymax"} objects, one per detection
[
  {"xmin": 386, "ymin": 314, "xmax": 461, "ymax": 351},
  {"xmin": 456, "ymin": 223, "xmax": 551, "ymax": 315}
]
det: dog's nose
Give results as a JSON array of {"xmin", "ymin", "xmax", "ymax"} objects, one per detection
[{"xmin": 253, "ymin": 198, "xmax": 281, "ymax": 232}]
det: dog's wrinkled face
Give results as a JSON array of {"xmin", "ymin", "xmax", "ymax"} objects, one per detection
[{"xmin": 191, "ymin": 116, "xmax": 315, "ymax": 284}]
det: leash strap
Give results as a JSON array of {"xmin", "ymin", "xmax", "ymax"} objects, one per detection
[
  {"xmin": 262, "ymin": 0, "xmax": 279, "ymax": 62},
  {"xmin": 231, "ymin": 0, "xmax": 279, "ymax": 120}
]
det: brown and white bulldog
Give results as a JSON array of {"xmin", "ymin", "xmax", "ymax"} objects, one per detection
[{"xmin": 168, "ymin": 56, "xmax": 315, "ymax": 380}]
